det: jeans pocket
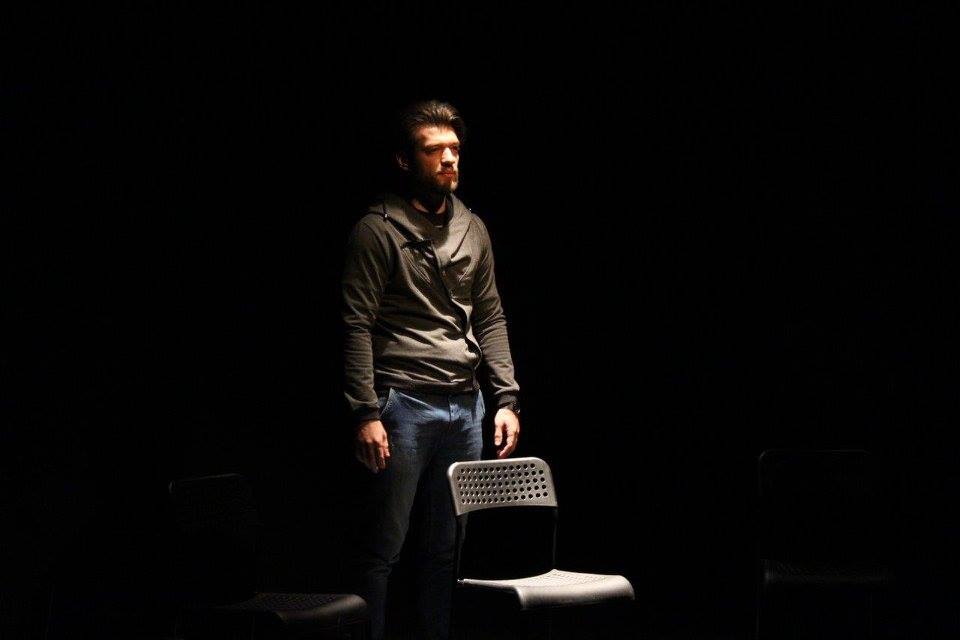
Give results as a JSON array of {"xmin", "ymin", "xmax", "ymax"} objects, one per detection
[{"xmin": 377, "ymin": 388, "xmax": 395, "ymax": 416}]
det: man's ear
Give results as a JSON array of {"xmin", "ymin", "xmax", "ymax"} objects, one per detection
[{"xmin": 395, "ymin": 151, "xmax": 410, "ymax": 172}]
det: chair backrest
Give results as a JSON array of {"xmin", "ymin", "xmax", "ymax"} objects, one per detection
[
  {"xmin": 447, "ymin": 457, "xmax": 558, "ymax": 517},
  {"xmin": 759, "ymin": 449, "xmax": 874, "ymax": 502},
  {"xmin": 448, "ymin": 457, "xmax": 559, "ymax": 579},
  {"xmin": 168, "ymin": 473, "xmax": 261, "ymax": 601},
  {"xmin": 169, "ymin": 473, "xmax": 260, "ymax": 543}
]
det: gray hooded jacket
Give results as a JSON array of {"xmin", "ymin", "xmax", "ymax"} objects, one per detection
[{"xmin": 342, "ymin": 192, "xmax": 519, "ymax": 424}]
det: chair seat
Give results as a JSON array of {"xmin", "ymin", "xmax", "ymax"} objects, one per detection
[
  {"xmin": 763, "ymin": 559, "xmax": 892, "ymax": 589},
  {"xmin": 459, "ymin": 569, "xmax": 635, "ymax": 610},
  {"xmin": 196, "ymin": 592, "xmax": 368, "ymax": 630}
]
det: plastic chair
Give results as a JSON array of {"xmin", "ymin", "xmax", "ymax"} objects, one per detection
[
  {"xmin": 446, "ymin": 457, "xmax": 634, "ymax": 638},
  {"xmin": 756, "ymin": 449, "xmax": 892, "ymax": 639},
  {"xmin": 168, "ymin": 473, "xmax": 369, "ymax": 639}
]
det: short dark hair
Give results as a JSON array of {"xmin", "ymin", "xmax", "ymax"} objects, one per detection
[{"xmin": 395, "ymin": 100, "xmax": 467, "ymax": 157}]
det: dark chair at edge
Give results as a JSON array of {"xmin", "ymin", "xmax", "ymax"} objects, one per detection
[{"xmin": 168, "ymin": 473, "xmax": 369, "ymax": 639}]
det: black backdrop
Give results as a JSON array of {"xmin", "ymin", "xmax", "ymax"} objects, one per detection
[{"xmin": 6, "ymin": 2, "xmax": 959, "ymax": 637}]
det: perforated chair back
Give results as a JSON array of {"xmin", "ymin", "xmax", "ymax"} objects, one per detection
[
  {"xmin": 447, "ymin": 457, "xmax": 557, "ymax": 517},
  {"xmin": 169, "ymin": 473, "xmax": 260, "ymax": 545}
]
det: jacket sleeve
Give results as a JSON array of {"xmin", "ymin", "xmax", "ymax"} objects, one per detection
[
  {"xmin": 470, "ymin": 218, "xmax": 520, "ymax": 409},
  {"xmin": 342, "ymin": 220, "xmax": 391, "ymax": 424}
]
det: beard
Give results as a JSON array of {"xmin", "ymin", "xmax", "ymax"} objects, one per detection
[{"xmin": 415, "ymin": 168, "xmax": 458, "ymax": 196}]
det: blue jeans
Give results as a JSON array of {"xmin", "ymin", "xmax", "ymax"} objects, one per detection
[{"xmin": 354, "ymin": 387, "xmax": 484, "ymax": 640}]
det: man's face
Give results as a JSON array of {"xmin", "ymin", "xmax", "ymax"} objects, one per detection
[{"xmin": 403, "ymin": 125, "xmax": 460, "ymax": 195}]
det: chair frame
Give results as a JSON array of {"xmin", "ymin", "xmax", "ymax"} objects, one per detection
[
  {"xmin": 756, "ymin": 448, "xmax": 884, "ymax": 640},
  {"xmin": 446, "ymin": 457, "xmax": 635, "ymax": 639},
  {"xmin": 168, "ymin": 472, "xmax": 369, "ymax": 640}
]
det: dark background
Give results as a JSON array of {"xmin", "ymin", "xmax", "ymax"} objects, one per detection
[{"xmin": 5, "ymin": 1, "xmax": 958, "ymax": 637}]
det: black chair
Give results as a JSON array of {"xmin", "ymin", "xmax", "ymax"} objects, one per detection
[
  {"xmin": 168, "ymin": 473, "xmax": 368, "ymax": 639},
  {"xmin": 446, "ymin": 457, "xmax": 634, "ymax": 639},
  {"xmin": 756, "ymin": 449, "xmax": 893, "ymax": 639}
]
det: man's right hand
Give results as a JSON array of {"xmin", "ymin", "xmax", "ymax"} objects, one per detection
[{"xmin": 355, "ymin": 419, "xmax": 390, "ymax": 473}]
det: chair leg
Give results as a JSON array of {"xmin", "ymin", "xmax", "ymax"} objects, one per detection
[{"xmin": 755, "ymin": 588, "xmax": 766, "ymax": 640}]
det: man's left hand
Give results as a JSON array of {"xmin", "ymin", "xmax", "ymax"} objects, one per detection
[{"xmin": 493, "ymin": 408, "xmax": 520, "ymax": 458}]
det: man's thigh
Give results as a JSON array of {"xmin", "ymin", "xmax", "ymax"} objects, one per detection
[
  {"xmin": 412, "ymin": 390, "xmax": 485, "ymax": 551},
  {"xmin": 358, "ymin": 388, "xmax": 448, "ymax": 557}
]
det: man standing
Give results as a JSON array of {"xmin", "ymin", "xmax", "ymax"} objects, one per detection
[{"xmin": 342, "ymin": 100, "xmax": 521, "ymax": 639}]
